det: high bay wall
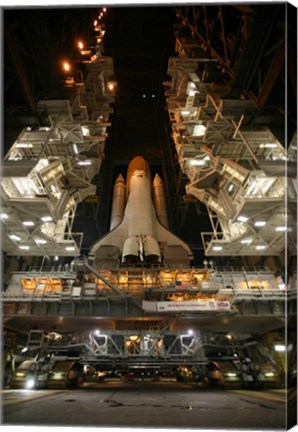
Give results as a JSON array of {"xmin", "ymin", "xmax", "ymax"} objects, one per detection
[{"xmin": 2, "ymin": 5, "xmax": 297, "ymax": 391}]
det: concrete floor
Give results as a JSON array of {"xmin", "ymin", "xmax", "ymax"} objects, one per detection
[{"xmin": 1, "ymin": 381, "xmax": 293, "ymax": 430}]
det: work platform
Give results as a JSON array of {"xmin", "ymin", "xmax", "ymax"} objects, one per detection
[{"xmin": 3, "ymin": 263, "xmax": 294, "ymax": 328}]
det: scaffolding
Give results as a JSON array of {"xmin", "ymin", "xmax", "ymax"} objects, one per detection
[
  {"xmin": 165, "ymin": 33, "xmax": 296, "ymax": 257},
  {"xmin": 1, "ymin": 43, "xmax": 115, "ymax": 258}
]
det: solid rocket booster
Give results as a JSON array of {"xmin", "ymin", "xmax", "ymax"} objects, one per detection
[
  {"xmin": 110, "ymin": 173, "xmax": 126, "ymax": 230},
  {"xmin": 90, "ymin": 156, "xmax": 193, "ymax": 267},
  {"xmin": 152, "ymin": 173, "xmax": 169, "ymax": 229}
]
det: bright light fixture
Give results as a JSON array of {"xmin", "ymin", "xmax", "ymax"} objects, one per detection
[
  {"xmin": 41, "ymin": 216, "xmax": 53, "ymax": 222},
  {"xmin": 62, "ymin": 61, "xmax": 71, "ymax": 72},
  {"xmin": 81, "ymin": 126, "xmax": 90, "ymax": 136},
  {"xmin": 188, "ymin": 159, "xmax": 205, "ymax": 166},
  {"xmin": 72, "ymin": 144, "xmax": 78, "ymax": 154},
  {"xmin": 108, "ymin": 81, "xmax": 115, "ymax": 91},
  {"xmin": 26, "ymin": 379, "xmax": 35, "ymax": 389},
  {"xmin": 35, "ymin": 239, "xmax": 47, "ymax": 245},
  {"xmin": 15, "ymin": 143, "xmax": 33, "ymax": 148},
  {"xmin": 212, "ymin": 246, "xmax": 223, "ymax": 251},
  {"xmin": 182, "ymin": 110, "xmax": 190, "ymax": 116},
  {"xmin": 187, "ymin": 82, "xmax": 196, "ymax": 96},
  {"xmin": 255, "ymin": 245, "xmax": 266, "ymax": 250},
  {"xmin": 65, "ymin": 246, "xmax": 75, "ymax": 251},
  {"xmin": 0, "ymin": 213, "xmax": 9, "ymax": 219},
  {"xmin": 274, "ymin": 344, "xmax": 285, "ymax": 352},
  {"xmin": 237, "ymin": 216, "xmax": 248, "ymax": 222},
  {"xmin": 259, "ymin": 143, "xmax": 278, "ymax": 148},
  {"xmin": 81, "ymin": 49, "xmax": 92, "ymax": 56},
  {"xmin": 254, "ymin": 221, "xmax": 266, "ymax": 227},
  {"xmin": 77, "ymin": 160, "xmax": 92, "ymax": 166},
  {"xmin": 275, "ymin": 226, "xmax": 287, "ymax": 232},
  {"xmin": 22, "ymin": 221, "xmax": 35, "ymax": 227},
  {"xmin": 10, "ymin": 234, "xmax": 21, "ymax": 241},
  {"xmin": 19, "ymin": 245, "xmax": 30, "ymax": 250},
  {"xmin": 241, "ymin": 238, "xmax": 252, "ymax": 244},
  {"xmin": 193, "ymin": 124, "xmax": 206, "ymax": 137},
  {"xmin": 228, "ymin": 184, "xmax": 234, "ymax": 192}
]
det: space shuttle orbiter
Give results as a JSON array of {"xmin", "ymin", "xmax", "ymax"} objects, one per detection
[{"xmin": 90, "ymin": 156, "xmax": 193, "ymax": 267}]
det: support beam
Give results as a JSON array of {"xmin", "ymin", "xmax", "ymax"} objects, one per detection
[
  {"xmin": 256, "ymin": 42, "xmax": 284, "ymax": 109},
  {"xmin": 5, "ymin": 30, "xmax": 37, "ymax": 112},
  {"xmin": 218, "ymin": 6, "xmax": 228, "ymax": 62},
  {"xmin": 84, "ymin": 259, "xmax": 125, "ymax": 297}
]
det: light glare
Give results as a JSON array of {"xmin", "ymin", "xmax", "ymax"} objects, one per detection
[
  {"xmin": 237, "ymin": 216, "xmax": 248, "ymax": 222},
  {"xmin": 63, "ymin": 61, "xmax": 71, "ymax": 72},
  {"xmin": 10, "ymin": 234, "xmax": 21, "ymax": 241},
  {"xmin": 274, "ymin": 344, "xmax": 285, "ymax": 352},
  {"xmin": 41, "ymin": 216, "xmax": 53, "ymax": 222}
]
